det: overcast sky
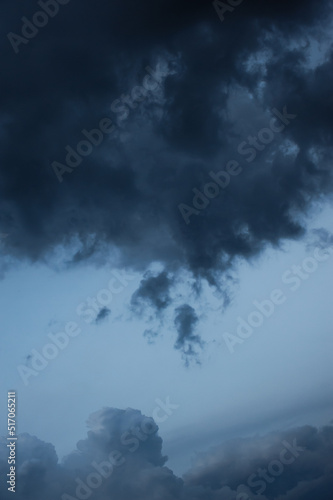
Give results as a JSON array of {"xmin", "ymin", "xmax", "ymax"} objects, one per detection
[{"xmin": 1, "ymin": 1, "xmax": 333, "ymax": 499}]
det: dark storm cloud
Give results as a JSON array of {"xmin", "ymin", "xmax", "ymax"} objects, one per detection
[
  {"xmin": 94, "ymin": 306, "xmax": 111, "ymax": 324},
  {"xmin": 1, "ymin": 408, "xmax": 333, "ymax": 499},
  {"xmin": 1, "ymin": 1, "xmax": 333, "ymax": 301}
]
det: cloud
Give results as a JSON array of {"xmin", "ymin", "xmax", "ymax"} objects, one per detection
[
  {"xmin": 143, "ymin": 329, "xmax": 159, "ymax": 344},
  {"xmin": 184, "ymin": 424, "xmax": 333, "ymax": 500},
  {"xmin": 131, "ymin": 271, "xmax": 172, "ymax": 314},
  {"xmin": 307, "ymin": 228, "xmax": 333, "ymax": 252},
  {"xmin": 174, "ymin": 304, "xmax": 202, "ymax": 360},
  {"xmin": 1, "ymin": 0, "xmax": 333, "ymax": 349},
  {"xmin": 94, "ymin": 307, "xmax": 111, "ymax": 324},
  {"xmin": 1, "ymin": 408, "xmax": 333, "ymax": 499}
]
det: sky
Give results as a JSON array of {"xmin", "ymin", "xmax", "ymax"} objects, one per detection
[{"xmin": 0, "ymin": 1, "xmax": 333, "ymax": 499}]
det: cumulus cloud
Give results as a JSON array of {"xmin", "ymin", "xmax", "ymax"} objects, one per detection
[{"xmin": 1, "ymin": 408, "xmax": 333, "ymax": 499}]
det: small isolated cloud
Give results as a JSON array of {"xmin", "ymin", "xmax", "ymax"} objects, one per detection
[
  {"xmin": 143, "ymin": 329, "xmax": 159, "ymax": 344},
  {"xmin": 174, "ymin": 304, "xmax": 203, "ymax": 361},
  {"xmin": 94, "ymin": 307, "xmax": 111, "ymax": 324}
]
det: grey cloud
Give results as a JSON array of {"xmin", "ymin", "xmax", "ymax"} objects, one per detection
[
  {"xmin": 1, "ymin": 0, "xmax": 333, "ymax": 354},
  {"xmin": 184, "ymin": 424, "xmax": 333, "ymax": 500},
  {"xmin": 174, "ymin": 304, "xmax": 202, "ymax": 360},
  {"xmin": 94, "ymin": 306, "xmax": 111, "ymax": 324},
  {"xmin": 131, "ymin": 271, "xmax": 172, "ymax": 314},
  {"xmin": 1, "ymin": 409, "xmax": 333, "ymax": 500},
  {"xmin": 144, "ymin": 329, "xmax": 159, "ymax": 344}
]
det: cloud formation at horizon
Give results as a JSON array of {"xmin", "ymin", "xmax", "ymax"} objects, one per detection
[{"xmin": 1, "ymin": 406, "xmax": 332, "ymax": 500}]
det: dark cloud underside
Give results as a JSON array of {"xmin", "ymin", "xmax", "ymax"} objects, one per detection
[
  {"xmin": 0, "ymin": 0, "xmax": 332, "ymax": 274},
  {"xmin": 1, "ymin": 0, "xmax": 333, "ymax": 354}
]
